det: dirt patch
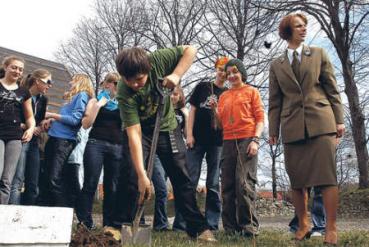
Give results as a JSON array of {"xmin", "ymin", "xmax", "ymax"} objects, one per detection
[{"xmin": 70, "ymin": 225, "xmax": 120, "ymax": 247}]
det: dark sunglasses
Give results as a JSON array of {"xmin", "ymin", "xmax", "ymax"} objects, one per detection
[{"xmin": 39, "ymin": 78, "xmax": 53, "ymax": 85}]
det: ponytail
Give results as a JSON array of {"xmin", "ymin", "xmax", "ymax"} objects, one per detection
[
  {"xmin": 20, "ymin": 69, "xmax": 51, "ymax": 89},
  {"xmin": 20, "ymin": 74, "xmax": 32, "ymax": 88},
  {"xmin": 0, "ymin": 67, "xmax": 5, "ymax": 79}
]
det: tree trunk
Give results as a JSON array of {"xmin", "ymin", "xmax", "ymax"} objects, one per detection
[
  {"xmin": 342, "ymin": 62, "xmax": 369, "ymax": 188},
  {"xmin": 270, "ymin": 145, "xmax": 277, "ymax": 200},
  {"xmin": 95, "ymin": 73, "xmax": 101, "ymax": 96}
]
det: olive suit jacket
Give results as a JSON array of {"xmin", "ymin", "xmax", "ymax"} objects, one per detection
[{"xmin": 268, "ymin": 45, "xmax": 344, "ymax": 144}]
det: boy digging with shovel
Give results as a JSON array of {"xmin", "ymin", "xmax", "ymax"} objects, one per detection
[{"xmin": 105, "ymin": 46, "xmax": 216, "ymax": 243}]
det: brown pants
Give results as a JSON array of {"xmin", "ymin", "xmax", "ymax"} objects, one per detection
[{"xmin": 221, "ymin": 138, "xmax": 259, "ymax": 234}]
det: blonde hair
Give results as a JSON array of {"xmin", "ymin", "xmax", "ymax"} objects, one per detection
[
  {"xmin": 21, "ymin": 69, "xmax": 51, "ymax": 89},
  {"xmin": 172, "ymin": 85, "xmax": 185, "ymax": 109},
  {"xmin": 64, "ymin": 74, "xmax": 94, "ymax": 101},
  {"xmin": 103, "ymin": 72, "xmax": 120, "ymax": 84}
]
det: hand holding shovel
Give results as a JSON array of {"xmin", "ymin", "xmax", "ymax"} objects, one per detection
[
  {"xmin": 138, "ymin": 175, "xmax": 152, "ymax": 204},
  {"xmin": 122, "ymin": 77, "xmax": 172, "ymax": 246}
]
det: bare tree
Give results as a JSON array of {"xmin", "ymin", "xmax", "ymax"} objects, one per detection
[
  {"xmin": 55, "ymin": 18, "xmax": 110, "ymax": 94},
  {"xmin": 143, "ymin": 0, "xmax": 211, "ymax": 88},
  {"xmin": 145, "ymin": 0, "xmax": 208, "ymax": 48},
  {"xmin": 94, "ymin": 0, "xmax": 150, "ymax": 64},
  {"xmin": 259, "ymin": 133, "xmax": 285, "ymax": 200},
  {"xmin": 197, "ymin": 0, "xmax": 283, "ymax": 87},
  {"xmin": 263, "ymin": 0, "xmax": 369, "ymax": 188},
  {"xmin": 56, "ymin": 0, "xmax": 151, "ymax": 92},
  {"xmin": 336, "ymin": 109, "xmax": 361, "ymax": 187},
  {"xmin": 269, "ymin": 141, "xmax": 284, "ymax": 200},
  {"xmin": 258, "ymin": 144, "xmax": 290, "ymax": 197},
  {"xmin": 336, "ymin": 135, "xmax": 359, "ymax": 188}
]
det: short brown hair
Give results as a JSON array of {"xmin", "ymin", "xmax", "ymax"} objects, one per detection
[
  {"xmin": 115, "ymin": 47, "xmax": 151, "ymax": 79},
  {"xmin": 2, "ymin": 55, "xmax": 25, "ymax": 67},
  {"xmin": 279, "ymin": 13, "xmax": 308, "ymax": 41}
]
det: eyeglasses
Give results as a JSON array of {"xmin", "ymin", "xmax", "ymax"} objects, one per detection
[{"xmin": 39, "ymin": 78, "xmax": 53, "ymax": 85}]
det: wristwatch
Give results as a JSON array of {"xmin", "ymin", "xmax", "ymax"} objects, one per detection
[{"xmin": 251, "ymin": 136, "xmax": 260, "ymax": 145}]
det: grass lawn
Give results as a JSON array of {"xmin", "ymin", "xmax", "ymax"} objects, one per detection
[
  {"xmin": 87, "ymin": 189, "xmax": 369, "ymax": 246},
  {"xmin": 149, "ymin": 230, "xmax": 369, "ymax": 247}
]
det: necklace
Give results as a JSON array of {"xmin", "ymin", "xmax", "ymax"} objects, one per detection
[{"xmin": 228, "ymin": 85, "xmax": 246, "ymax": 124}]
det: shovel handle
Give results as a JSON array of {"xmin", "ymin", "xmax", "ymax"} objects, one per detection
[
  {"xmin": 156, "ymin": 77, "xmax": 173, "ymax": 100},
  {"xmin": 133, "ymin": 202, "xmax": 145, "ymax": 225},
  {"xmin": 132, "ymin": 78, "xmax": 168, "ymax": 230}
]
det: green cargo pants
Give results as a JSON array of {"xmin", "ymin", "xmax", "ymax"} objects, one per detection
[{"xmin": 221, "ymin": 138, "xmax": 259, "ymax": 235}]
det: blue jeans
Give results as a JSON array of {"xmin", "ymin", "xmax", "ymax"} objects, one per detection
[
  {"xmin": 76, "ymin": 139, "xmax": 122, "ymax": 228},
  {"xmin": 151, "ymin": 156, "xmax": 169, "ymax": 230},
  {"xmin": 289, "ymin": 187, "xmax": 326, "ymax": 233},
  {"xmin": 64, "ymin": 163, "xmax": 81, "ymax": 208},
  {"xmin": 9, "ymin": 138, "xmax": 41, "ymax": 205},
  {"xmin": 9, "ymin": 142, "xmax": 30, "ymax": 205},
  {"xmin": 44, "ymin": 136, "xmax": 76, "ymax": 207},
  {"xmin": 109, "ymin": 132, "xmax": 145, "ymax": 227},
  {"xmin": 174, "ymin": 144, "xmax": 222, "ymax": 230},
  {"xmin": 110, "ymin": 129, "xmax": 209, "ymax": 237},
  {"xmin": 148, "ymin": 130, "xmax": 208, "ymax": 237},
  {"xmin": 0, "ymin": 139, "xmax": 23, "ymax": 204},
  {"xmin": 23, "ymin": 138, "xmax": 41, "ymax": 205}
]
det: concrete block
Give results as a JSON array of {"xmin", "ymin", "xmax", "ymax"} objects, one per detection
[{"xmin": 0, "ymin": 205, "xmax": 73, "ymax": 247}]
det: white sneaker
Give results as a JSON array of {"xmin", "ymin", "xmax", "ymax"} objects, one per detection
[{"xmin": 310, "ymin": 231, "xmax": 323, "ymax": 237}]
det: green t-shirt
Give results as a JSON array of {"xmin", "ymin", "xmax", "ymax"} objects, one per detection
[{"xmin": 117, "ymin": 47, "xmax": 184, "ymax": 132}]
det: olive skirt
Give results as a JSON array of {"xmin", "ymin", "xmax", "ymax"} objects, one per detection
[{"xmin": 284, "ymin": 134, "xmax": 337, "ymax": 189}]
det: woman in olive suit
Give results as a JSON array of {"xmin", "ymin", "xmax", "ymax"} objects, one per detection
[{"xmin": 268, "ymin": 13, "xmax": 345, "ymax": 245}]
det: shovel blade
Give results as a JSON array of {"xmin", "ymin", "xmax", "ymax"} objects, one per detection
[{"xmin": 121, "ymin": 223, "xmax": 152, "ymax": 246}]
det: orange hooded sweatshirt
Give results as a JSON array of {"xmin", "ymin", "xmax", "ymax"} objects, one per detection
[{"xmin": 217, "ymin": 84, "xmax": 264, "ymax": 140}]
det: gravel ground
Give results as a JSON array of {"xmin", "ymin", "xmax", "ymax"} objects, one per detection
[
  {"xmin": 91, "ymin": 214, "xmax": 369, "ymax": 232},
  {"xmin": 259, "ymin": 216, "xmax": 369, "ymax": 231}
]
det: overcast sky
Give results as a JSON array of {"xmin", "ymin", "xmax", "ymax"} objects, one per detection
[{"xmin": 0, "ymin": 0, "xmax": 93, "ymax": 61}]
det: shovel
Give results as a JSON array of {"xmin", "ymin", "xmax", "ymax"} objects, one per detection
[{"xmin": 121, "ymin": 78, "xmax": 172, "ymax": 246}]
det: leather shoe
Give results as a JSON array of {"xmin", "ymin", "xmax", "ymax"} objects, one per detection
[{"xmin": 197, "ymin": 229, "xmax": 217, "ymax": 242}]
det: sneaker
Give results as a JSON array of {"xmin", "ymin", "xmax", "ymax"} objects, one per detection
[
  {"xmin": 103, "ymin": 226, "xmax": 122, "ymax": 241},
  {"xmin": 153, "ymin": 227, "xmax": 170, "ymax": 232},
  {"xmin": 77, "ymin": 222, "xmax": 96, "ymax": 231},
  {"xmin": 197, "ymin": 229, "xmax": 217, "ymax": 242},
  {"xmin": 241, "ymin": 230, "xmax": 259, "ymax": 238},
  {"xmin": 311, "ymin": 231, "xmax": 323, "ymax": 237},
  {"xmin": 241, "ymin": 225, "xmax": 260, "ymax": 237}
]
